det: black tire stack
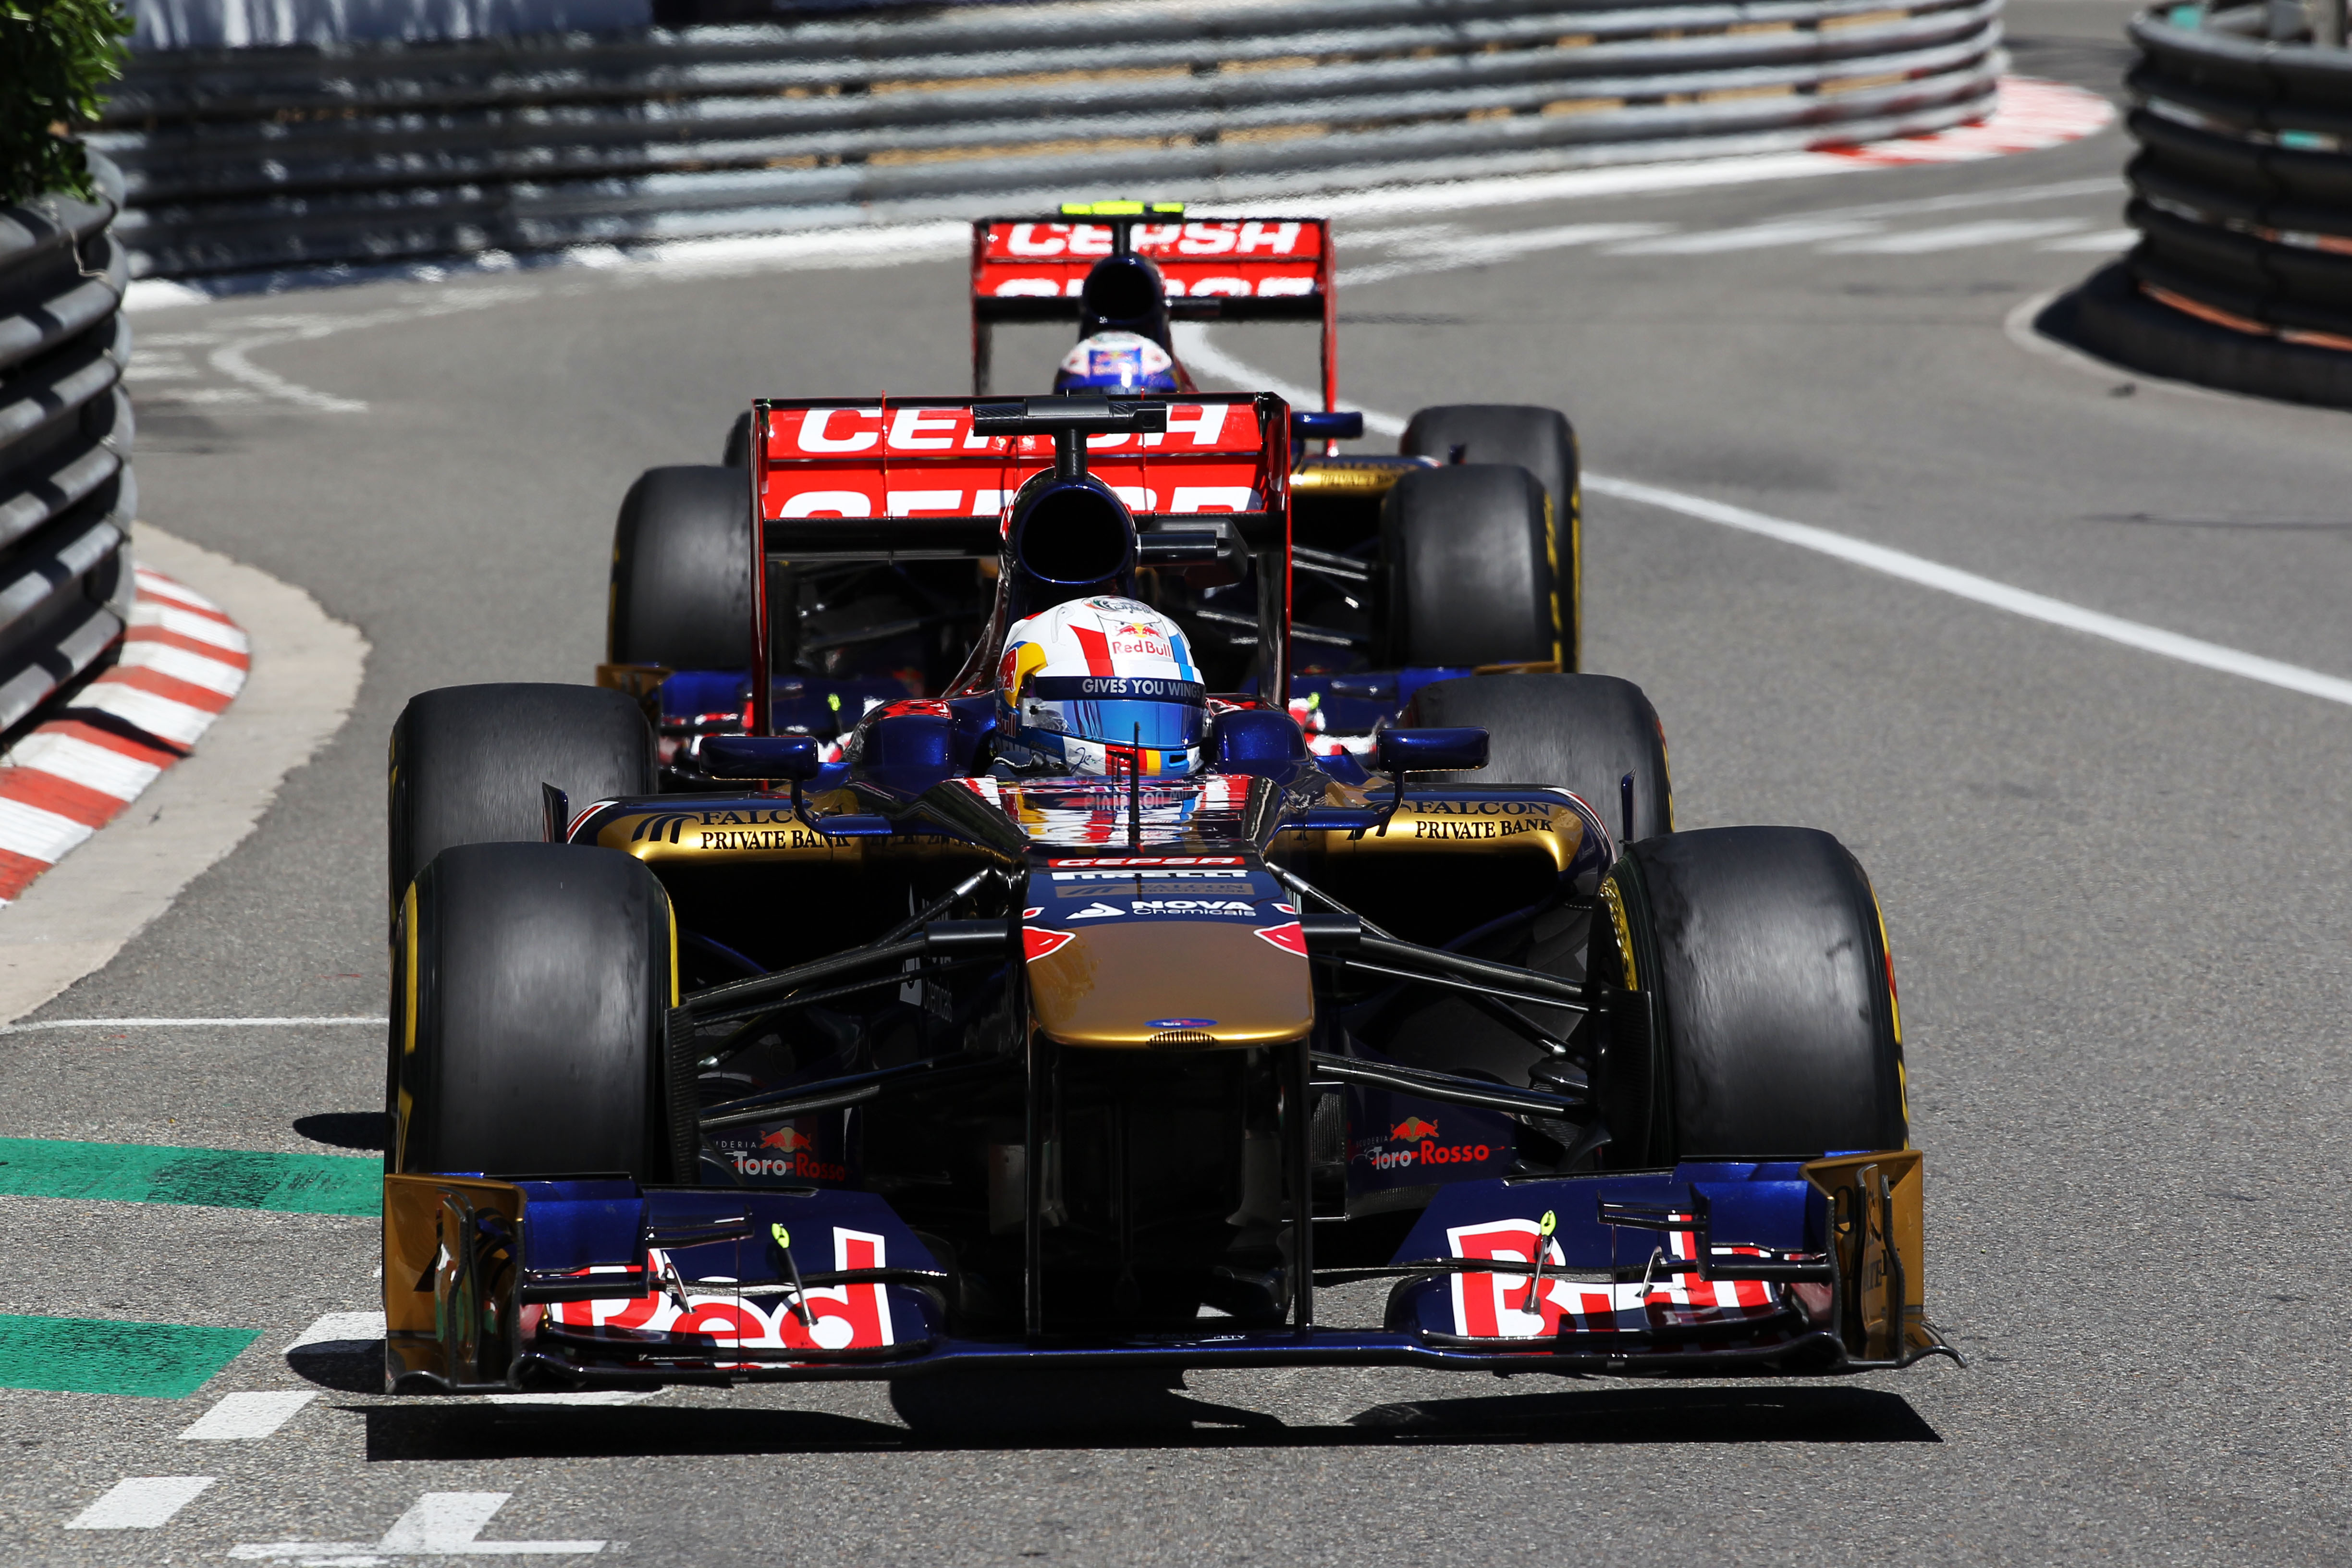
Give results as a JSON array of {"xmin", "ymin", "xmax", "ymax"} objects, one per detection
[{"xmin": 2060, "ymin": 8, "xmax": 2352, "ymax": 408}]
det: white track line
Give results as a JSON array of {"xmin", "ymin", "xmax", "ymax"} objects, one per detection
[
  {"xmin": 284, "ymin": 1310, "xmax": 386, "ymax": 1353},
  {"xmin": 231, "ymin": 1491, "xmax": 607, "ymax": 1560},
  {"xmin": 66, "ymin": 1476, "xmax": 216, "ymax": 1530},
  {"xmin": 0, "ymin": 1016, "xmax": 387, "ymax": 1032},
  {"xmin": 1822, "ymin": 216, "xmax": 2089, "ymax": 254},
  {"xmin": 1176, "ymin": 326, "xmax": 2352, "ymax": 711},
  {"xmin": 180, "ymin": 1391, "xmax": 317, "ymax": 1441}
]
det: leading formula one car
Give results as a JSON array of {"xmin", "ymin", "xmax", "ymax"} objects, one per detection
[{"xmin": 380, "ymin": 380, "xmax": 1953, "ymax": 1391}]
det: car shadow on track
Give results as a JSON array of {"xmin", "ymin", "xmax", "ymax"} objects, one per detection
[{"xmin": 355, "ymin": 1374, "xmax": 1938, "ymax": 1459}]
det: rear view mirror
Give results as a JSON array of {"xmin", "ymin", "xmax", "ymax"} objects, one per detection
[
  {"xmin": 1374, "ymin": 727, "xmax": 1488, "ymax": 776},
  {"xmin": 1291, "ymin": 410, "xmax": 1366, "ymax": 443},
  {"xmin": 702, "ymin": 735, "xmax": 823, "ymax": 780}
]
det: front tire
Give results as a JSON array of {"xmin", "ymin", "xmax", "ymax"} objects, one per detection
[
  {"xmin": 391, "ymin": 842, "xmax": 675, "ymax": 1179},
  {"xmin": 1591, "ymin": 826, "xmax": 1907, "ymax": 1165}
]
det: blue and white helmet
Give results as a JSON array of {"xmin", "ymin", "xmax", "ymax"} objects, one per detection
[
  {"xmin": 995, "ymin": 596, "xmax": 1204, "ymax": 777},
  {"xmin": 1053, "ymin": 331, "xmax": 1180, "ymax": 394}
]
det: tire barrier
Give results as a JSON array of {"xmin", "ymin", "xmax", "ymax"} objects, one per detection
[
  {"xmin": 0, "ymin": 154, "xmax": 138, "ymax": 739},
  {"xmin": 2064, "ymin": 6, "xmax": 2352, "ymax": 407},
  {"xmin": 90, "ymin": 0, "xmax": 2007, "ymax": 278}
]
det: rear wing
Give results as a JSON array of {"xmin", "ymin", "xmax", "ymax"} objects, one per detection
[
  {"xmin": 970, "ymin": 210, "xmax": 1335, "ymax": 412},
  {"xmin": 747, "ymin": 392, "xmax": 1294, "ymax": 729}
]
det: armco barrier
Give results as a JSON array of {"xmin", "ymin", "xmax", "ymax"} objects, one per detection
[
  {"xmin": 91, "ymin": 0, "xmax": 2006, "ymax": 278},
  {"xmin": 2063, "ymin": 5, "xmax": 2352, "ymax": 406},
  {"xmin": 0, "ymin": 156, "xmax": 138, "ymax": 736}
]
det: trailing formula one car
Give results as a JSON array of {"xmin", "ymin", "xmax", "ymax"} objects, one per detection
[
  {"xmin": 381, "ymin": 387, "xmax": 1954, "ymax": 1392},
  {"xmin": 633, "ymin": 203, "xmax": 1584, "ymax": 782}
]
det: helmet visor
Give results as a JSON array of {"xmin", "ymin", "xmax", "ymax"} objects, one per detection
[{"xmin": 1022, "ymin": 675, "xmax": 1206, "ymax": 750}]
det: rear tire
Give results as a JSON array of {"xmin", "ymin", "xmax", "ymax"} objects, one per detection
[
  {"xmin": 1590, "ymin": 826, "xmax": 1907, "ymax": 1165},
  {"xmin": 1378, "ymin": 465, "xmax": 1564, "ymax": 669},
  {"xmin": 1400, "ymin": 404, "xmax": 1582, "ymax": 668},
  {"xmin": 722, "ymin": 411, "xmax": 753, "ymax": 468},
  {"xmin": 388, "ymin": 684, "xmax": 653, "ymax": 913},
  {"xmin": 610, "ymin": 465, "xmax": 754, "ymax": 672},
  {"xmin": 1402, "ymin": 674, "xmax": 1670, "ymax": 842},
  {"xmin": 392, "ymin": 842, "xmax": 674, "ymax": 1179}
]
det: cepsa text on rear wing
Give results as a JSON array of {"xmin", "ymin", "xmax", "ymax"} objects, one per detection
[
  {"xmin": 745, "ymin": 392, "xmax": 1294, "ymax": 722},
  {"xmin": 970, "ymin": 212, "xmax": 1335, "ymax": 409}
]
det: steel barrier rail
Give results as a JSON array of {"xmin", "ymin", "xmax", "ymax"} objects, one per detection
[
  {"xmin": 0, "ymin": 154, "xmax": 138, "ymax": 737},
  {"xmin": 92, "ymin": 0, "xmax": 2003, "ymax": 278},
  {"xmin": 2060, "ymin": 5, "xmax": 2352, "ymax": 405}
]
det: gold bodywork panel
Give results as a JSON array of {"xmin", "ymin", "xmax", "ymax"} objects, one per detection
[
  {"xmin": 1027, "ymin": 919, "xmax": 1311, "ymax": 1050},
  {"xmin": 593, "ymin": 797, "xmax": 980, "ymax": 870},
  {"xmin": 1289, "ymin": 795, "xmax": 1588, "ymax": 871},
  {"xmin": 1802, "ymin": 1150, "xmax": 1931, "ymax": 1360},
  {"xmin": 1290, "ymin": 457, "xmax": 1428, "ymax": 498},
  {"xmin": 383, "ymin": 1173, "xmax": 524, "ymax": 1340}
]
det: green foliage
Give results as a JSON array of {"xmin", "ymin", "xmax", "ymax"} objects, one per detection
[{"xmin": 1, "ymin": 0, "xmax": 132, "ymax": 207}]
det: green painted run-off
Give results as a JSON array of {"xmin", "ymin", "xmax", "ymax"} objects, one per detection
[
  {"xmin": 0, "ymin": 1137, "xmax": 377, "ymax": 1215},
  {"xmin": 0, "ymin": 1314, "xmax": 259, "ymax": 1398}
]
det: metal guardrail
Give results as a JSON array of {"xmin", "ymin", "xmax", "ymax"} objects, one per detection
[
  {"xmin": 92, "ymin": 0, "xmax": 2005, "ymax": 278},
  {"xmin": 0, "ymin": 154, "xmax": 138, "ymax": 736}
]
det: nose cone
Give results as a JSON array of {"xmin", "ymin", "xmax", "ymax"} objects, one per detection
[{"xmin": 1024, "ymin": 919, "xmax": 1312, "ymax": 1049}]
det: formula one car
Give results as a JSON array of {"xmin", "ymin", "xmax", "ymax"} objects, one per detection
[
  {"xmin": 380, "ymin": 385, "xmax": 1953, "ymax": 1392},
  {"xmin": 638, "ymin": 203, "xmax": 1582, "ymax": 782}
]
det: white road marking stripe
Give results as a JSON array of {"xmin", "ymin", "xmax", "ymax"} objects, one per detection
[
  {"xmin": 130, "ymin": 600, "xmax": 251, "ymax": 653},
  {"xmin": 1821, "ymin": 216, "xmax": 2089, "ymax": 253},
  {"xmin": 1608, "ymin": 219, "xmax": 1882, "ymax": 255},
  {"xmin": 284, "ymin": 1310, "xmax": 386, "ymax": 1352},
  {"xmin": 180, "ymin": 1391, "xmax": 318, "ymax": 1440},
  {"xmin": 0, "ymin": 732, "xmax": 163, "ymax": 800},
  {"xmin": 485, "ymin": 1391, "xmax": 656, "ymax": 1407},
  {"xmin": 2038, "ymin": 228, "xmax": 2139, "ymax": 251},
  {"xmin": 72, "ymin": 683, "xmax": 218, "ymax": 747},
  {"xmin": 1340, "ymin": 223, "xmax": 1668, "ymax": 285},
  {"xmin": 1583, "ymin": 475, "xmax": 2352, "ymax": 706},
  {"xmin": 66, "ymin": 1476, "xmax": 216, "ymax": 1530},
  {"xmin": 0, "ymin": 795, "xmax": 95, "ymax": 863},
  {"xmin": 0, "ymin": 1016, "xmax": 388, "ymax": 1032},
  {"xmin": 115, "ymin": 639, "xmax": 251, "ymax": 696},
  {"xmin": 1178, "ymin": 326, "xmax": 2352, "ymax": 710},
  {"xmin": 231, "ymin": 1491, "xmax": 606, "ymax": 1559}
]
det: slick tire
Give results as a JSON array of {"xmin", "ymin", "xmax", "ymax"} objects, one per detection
[
  {"xmin": 1400, "ymin": 404, "xmax": 1582, "ymax": 668},
  {"xmin": 1378, "ymin": 465, "xmax": 1565, "ymax": 669},
  {"xmin": 1591, "ymin": 826, "xmax": 1907, "ymax": 1166},
  {"xmin": 722, "ymin": 410, "xmax": 754, "ymax": 468},
  {"xmin": 1401, "ymin": 673, "xmax": 1671, "ymax": 844},
  {"xmin": 388, "ymin": 683, "xmax": 654, "ymax": 914},
  {"xmin": 610, "ymin": 465, "xmax": 755, "ymax": 672},
  {"xmin": 392, "ymin": 842, "xmax": 675, "ymax": 1179}
]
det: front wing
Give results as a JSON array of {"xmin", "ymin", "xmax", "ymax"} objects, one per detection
[{"xmin": 383, "ymin": 1155, "xmax": 1951, "ymax": 1391}]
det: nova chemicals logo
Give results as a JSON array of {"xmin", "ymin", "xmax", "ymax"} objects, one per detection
[{"xmin": 1146, "ymin": 1017, "xmax": 1217, "ymax": 1029}]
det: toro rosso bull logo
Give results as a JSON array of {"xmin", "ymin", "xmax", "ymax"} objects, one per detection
[
  {"xmin": 548, "ymin": 1229, "xmax": 894, "ymax": 1353},
  {"xmin": 1351, "ymin": 1115, "xmax": 1499, "ymax": 1174}
]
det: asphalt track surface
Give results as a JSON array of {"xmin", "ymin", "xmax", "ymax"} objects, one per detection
[{"xmin": 8, "ymin": 0, "xmax": 2352, "ymax": 1559}]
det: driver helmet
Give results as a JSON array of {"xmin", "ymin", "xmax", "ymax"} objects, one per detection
[
  {"xmin": 1053, "ymin": 331, "xmax": 1180, "ymax": 394},
  {"xmin": 996, "ymin": 596, "xmax": 1204, "ymax": 776}
]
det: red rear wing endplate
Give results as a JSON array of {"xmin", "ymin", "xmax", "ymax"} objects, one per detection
[
  {"xmin": 746, "ymin": 392, "xmax": 1293, "ymax": 731},
  {"xmin": 969, "ymin": 214, "xmax": 1336, "ymax": 412}
]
